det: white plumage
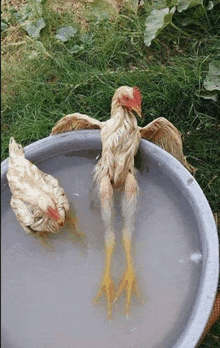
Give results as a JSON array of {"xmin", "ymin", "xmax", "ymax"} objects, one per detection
[
  {"xmin": 51, "ymin": 85, "xmax": 195, "ymax": 319},
  {"xmin": 6, "ymin": 137, "xmax": 69, "ymax": 235}
]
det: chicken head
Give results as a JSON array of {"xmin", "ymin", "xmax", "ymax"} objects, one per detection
[{"xmin": 112, "ymin": 86, "xmax": 143, "ymax": 118}]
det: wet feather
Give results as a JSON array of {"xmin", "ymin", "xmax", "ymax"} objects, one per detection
[{"xmin": 7, "ymin": 137, "xmax": 69, "ymax": 235}]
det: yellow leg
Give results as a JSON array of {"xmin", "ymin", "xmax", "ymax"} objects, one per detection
[
  {"xmin": 93, "ymin": 238, "xmax": 115, "ymax": 320},
  {"xmin": 114, "ymin": 236, "xmax": 142, "ymax": 316},
  {"xmin": 93, "ymin": 175, "xmax": 115, "ymax": 319}
]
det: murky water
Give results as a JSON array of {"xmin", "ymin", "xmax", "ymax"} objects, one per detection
[{"xmin": 1, "ymin": 149, "xmax": 203, "ymax": 348}]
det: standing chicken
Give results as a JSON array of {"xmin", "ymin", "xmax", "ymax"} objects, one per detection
[
  {"xmin": 7, "ymin": 137, "xmax": 72, "ymax": 236},
  {"xmin": 51, "ymin": 86, "xmax": 194, "ymax": 319}
]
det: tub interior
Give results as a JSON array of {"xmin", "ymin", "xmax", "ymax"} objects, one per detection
[{"xmin": 1, "ymin": 136, "xmax": 205, "ymax": 348}]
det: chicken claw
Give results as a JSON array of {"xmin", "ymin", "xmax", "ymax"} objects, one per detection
[
  {"xmin": 93, "ymin": 273, "xmax": 115, "ymax": 320},
  {"xmin": 114, "ymin": 264, "xmax": 142, "ymax": 317},
  {"xmin": 114, "ymin": 236, "xmax": 142, "ymax": 317},
  {"xmin": 93, "ymin": 239, "xmax": 115, "ymax": 320}
]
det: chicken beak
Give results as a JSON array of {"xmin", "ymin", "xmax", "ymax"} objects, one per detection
[
  {"xmin": 57, "ymin": 217, "xmax": 64, "ymax": 227},
  {"xmin": 133, "ymin": 106, "xmax": 143, "ymax": 118}
]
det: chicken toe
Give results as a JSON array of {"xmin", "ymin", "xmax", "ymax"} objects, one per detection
[{"xmin": 93, "ymin": 238, "xmax": 115, "ymax": 320}]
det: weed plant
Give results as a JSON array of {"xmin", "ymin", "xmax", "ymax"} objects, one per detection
[{"xmin": 1, "ymin": 1, "xmax": 220, "ymax": 345}]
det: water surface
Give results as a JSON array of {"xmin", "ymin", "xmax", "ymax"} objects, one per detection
[{"xmin": 1, "ymin": 149, "xmax": 202, "ymax": 348}]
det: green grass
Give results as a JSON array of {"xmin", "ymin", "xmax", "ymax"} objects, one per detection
[{"xmin": 1, "ymin": 1, "xmax": 220, "ymax": 345}]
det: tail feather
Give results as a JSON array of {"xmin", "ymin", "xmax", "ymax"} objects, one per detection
[{"xmin": 9, "ymin": 137, "xmax": 25, "ymax": 158}]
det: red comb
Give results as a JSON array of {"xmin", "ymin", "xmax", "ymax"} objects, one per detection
[
  {"xmin": 47, "ymin": 206, "xmax": 60, "ymax": 221},
  {"xmin": 133, "ymin": 86, "xmax": 142, "ymax": 105}
]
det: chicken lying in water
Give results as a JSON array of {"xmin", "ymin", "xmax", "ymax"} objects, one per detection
[
  {"xmin": 6, "ymin": 137, "xmax": 75, "ymax": 237},
  {"xmin": 51, "ymin": 86, "xmax": 195, "ymax": 319}
]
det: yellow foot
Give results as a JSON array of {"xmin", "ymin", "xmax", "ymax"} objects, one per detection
[
  {"xmin": 114, "ymin": 265, "xmax": 142, "ymax": 317},
  {"xmin": 93, "ymin": 274, "xmax": 115, "ymax": 320}
]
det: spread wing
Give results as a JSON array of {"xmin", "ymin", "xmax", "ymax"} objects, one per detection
[
  {"xmin": 139, "ymin": 117, "xmax": 196, "ymax": 173},
  {"xmin": 51, "ymin": 113, "xmax": 103, "ymax": 135}
]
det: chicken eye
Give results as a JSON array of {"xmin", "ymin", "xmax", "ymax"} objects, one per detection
[{"xmin": 34, "ymin": 216, "xmax": 42, "ymax": 223}]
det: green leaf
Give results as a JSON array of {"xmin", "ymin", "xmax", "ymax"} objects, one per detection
[
  {"xmin": 13, "ymin": 1, "xmax": 44, "ymax": 34},
  {"xmin": 176, "ymin": 0, "xmax": 203, "ymax": 12},
  {"xmin": 143, "ymin": 0, "xmax": 168, "ymax": 14},
  {"xmin": 28, "ymin": 40, "xmax": 53, "ymax": 58},
  {"xmin": 55, "ymin": 26, "xmax": 77, "ymax": 42},
  {"xmin": 203, "ymin": 61, "xmax": 220, "ymax": 91},
  {"xmin": 22, "ymin": 18, "xmax": 45, "ymax": 39},
  {"xmin": 1, "ymin": 20, "xmax": 9, "ymax": 32},
  {"xmin": 68, "ymin": 45, "xmax": 84, "ymax": 54},
  {"xmin": 207, "ymin": 0, "xmax": 220, "ymax": 8},
  {"xmin": 207, "ymin": 1, "xmax": 214, "ymax": 9},
  {"xmin": 195, "ymin": 90, "xmax": 218, "ymax": 101},
  {"xmin": 152, "ymin": 0, "xmax": 169, "ymax": 9},
  {"xmin": 13, "ymin": 6, "xmax": 31, "ymax": 23},
  {"xmin": 144, "ymin": 7, "xmax": 175, "ymax": 47}
]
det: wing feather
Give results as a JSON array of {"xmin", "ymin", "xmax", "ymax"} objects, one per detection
[
  {"xmin": 51, "ymin": 113, "xmax": 103, "ymax": 135},
  {"xmin": 139, "ymin": 117, "xmax": 196, "ymax": 173}
]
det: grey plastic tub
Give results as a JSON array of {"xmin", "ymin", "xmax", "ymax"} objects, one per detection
[{"xmin": 1, "ymin": 130, "xmax": 219, "ymax": 348}]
